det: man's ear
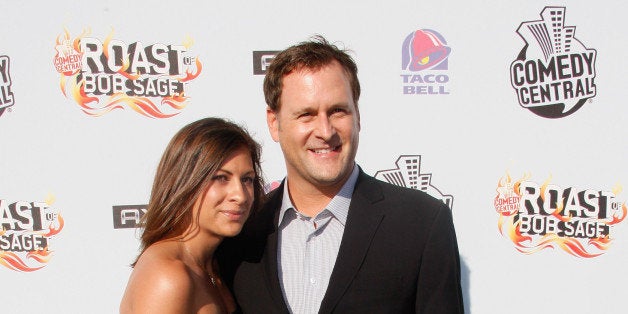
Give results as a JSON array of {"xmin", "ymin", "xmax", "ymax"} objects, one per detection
[
  {"xmin": 266, "ymin": 106, "xmax": 280, "ymax": 142},
  {"xmin": 355, "ymin": 102, "xmax": 361, "ymax": 132}
]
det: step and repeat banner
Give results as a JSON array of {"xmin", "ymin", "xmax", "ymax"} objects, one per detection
[{"xmin": 1, "ymin": 1, "xmax": 626, "ymax": 313}]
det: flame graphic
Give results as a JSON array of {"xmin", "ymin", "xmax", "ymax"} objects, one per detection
[
  {"xmin": 538, "ymin": 175, "xmax": 571, "ymax": 222},
  {"xmin": 108, "ymin": 93, "xmax": 183, "ymax": 118},
  {"xmin": 504, "ymin": 215, "xmax": 532, "ymax": 244},
  {"xmin": 588, "ymin": 236, "xmax": 612, "ymax": 251},
  {"xmin": 60, "ymin": 76, "xmax": 68, "ymax": 97},
  {"xmin": 498, "ymin": 209, "xmax": 613, "ymax": 258},
  {"xmin": 512, "ymin": 173, "xmax": 531, "ymax": 196},
  {"xmin": 182, "ymin": 35, "xmax": 194, "ymax": 49},
  {"xmin": 74, "ymin": 28, "xmax": 91, "ymax": 52},
  {"xmin": 500, "ymin": 217, "xmax": 603, "ymax": 258},
  {"xmin": 539, "ymin": 174, "xmax": 552, "ymax": 202},
  {"xmin": 180, "ymin": 58, "xmax": 203, "ymax": 82},
  {"xmin": 497, "ymin": 172, "xmax": 511, "ymax": 186},
  {"xmin": 0, "ymin": 250, "xmax": 46, "ymax": 272},
  {"xmin": 551, "ymin": 235, "xmax": 604, "ymax": 258},
  {"xmin": 607, "ymin": 202, "xmax": 627, "ymax": 225},
  {"xmin": 27, "ymin": 248, "xmax": 53, "ymax": 264},
  {"xmin": 42, "ymin": 214, "xmax": 64, "ymax": 237},
  {"xmin": 70, "ymin": 77, "xmax": 100, "ymax": 108},
  {"xmin": 117, "ymin": 58, "xmax": 141, "ymax": 80},
  {"xmin": 45, "ymin": 193, "xmax": 56, "ymax": 206},
  {"xmin": 612, "ymin": 183, "xmax": 623, "ymax": 196},
  {"xmin": 607, "ymin": 184, "xmax": 627, "ymax": 225},
  {"xmin": 162, "ymin": 93, "xmax": 189, "ymax": 111},
  {"xmin": 102, "ymin": 28, "xmax": 115, "ymax": 60},
  {"xmin": 102, "ymin": 29, "xmax": 141, "ymax": 81}
]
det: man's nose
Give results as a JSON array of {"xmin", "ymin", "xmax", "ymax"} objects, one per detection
[{"xmin": 314, "ymin": 115, "xmax": 335, "ymax": 140}]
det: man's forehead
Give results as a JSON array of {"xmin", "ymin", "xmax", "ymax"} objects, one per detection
[{"xmin": 285, "ymin": 60, "xmax": 343, "ymax": 76}]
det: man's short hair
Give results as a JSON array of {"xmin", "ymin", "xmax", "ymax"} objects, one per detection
[{"xmin": 263, "ymin": 35, "xmax": 361, "ymax": 111}]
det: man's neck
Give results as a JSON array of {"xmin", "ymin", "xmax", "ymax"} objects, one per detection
[{"xmin": 286, "ymin": 177, "xmax": 346, "ymax": 218}]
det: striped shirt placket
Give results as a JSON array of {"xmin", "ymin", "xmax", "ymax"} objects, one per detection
[{"xmin": 277, "ymin": 165, "xmax": 358, "ymax": 314}]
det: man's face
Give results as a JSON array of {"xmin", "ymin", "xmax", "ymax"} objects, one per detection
[{"xmin": 267, "ymin": 61, "xmax": 360, "ymax": 191}]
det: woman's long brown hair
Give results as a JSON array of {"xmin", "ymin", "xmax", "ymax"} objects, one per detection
[{"xmin": 132, "ymin": 117, "xmax": 264, "ymax": 266}]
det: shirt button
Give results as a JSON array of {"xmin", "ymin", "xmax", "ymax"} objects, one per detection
[{"xmin": 310, "ymin": 277, "xmax": 317, "ymax": 285}]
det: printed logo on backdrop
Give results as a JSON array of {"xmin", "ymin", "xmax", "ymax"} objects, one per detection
[
  {"xmin": 0, "ymin": 55, "xmax": 15, "ymax": 117},
  {"xmin": 112, "ymin": 204, "xmax": 147, "ymax": 229},
  {"xmin": 375, "ymin": 155, "xmax": 454, "ymax": 209},
  {"xmin": 264, "ymin": 181, "xmax": 282, "ymax": 193},
  {"xmin": 53, "ymin": 28, "xmax": 202, "ymax": 118},
  {"xmin": 401, "ymin": 29, "xmax": 451, "ymax": 95},
  {"xmin": 253, "ymin": 51, "xmax": 279, "ymax": 75},
  {"xmin": 0, "ymin": 195, "xmax": 64, "ymax": 272},
  {"xmin": 510, "ymin": 7, "xmax": 597, "ymax": 118},
  {"xmin": 494, "ymin": 173, "xmax": 627, "ymax": 257}
]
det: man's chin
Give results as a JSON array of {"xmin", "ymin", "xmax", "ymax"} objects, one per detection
[{"xmin": 309, "ymin": 170, "xmax": 351, "ymax": 187}]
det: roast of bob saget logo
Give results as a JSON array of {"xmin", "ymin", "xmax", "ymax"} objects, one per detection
[
  {"xmin": 495, "ymin": 173, "xmax": 626, "ymax": 257},
  {"xmin": 53, "ymin": 28, "xmax": 202, "ymax": 118},
  {"xmin": 0, "ymin": 195, "xmax": 64, "ymax": 272}
]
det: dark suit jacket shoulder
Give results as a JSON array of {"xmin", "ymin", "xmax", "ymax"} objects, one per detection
[{"xmin": 218, "ymin": 169, "xmax": 464, "ymax": 314}]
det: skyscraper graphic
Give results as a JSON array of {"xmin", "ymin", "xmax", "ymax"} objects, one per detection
[
  {"xmin": 374, "ymin": 155, "xmax": 454, "ymax": 209},
  {"xmin": 517, "ymin": 7, "xmax": 577, "ymax": 60}
]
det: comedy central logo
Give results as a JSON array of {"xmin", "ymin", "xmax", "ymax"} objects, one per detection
[
  {"xmin": 495, "ymin": 173, "xmax": 627, "ymax": 258},
  {"xmin": 510, "ymin": 7, "xmax": 597, "ymax": 118},
  {"xmin": 0, "ymin": 55, "xmax": 14, "ymax": 118},
  {"xmin": 53, "ymin": 28, "xmax": 202, "ymax": 118},
  {"xmin": 401, "ymin": 29, "xmax": 451, "ymax": 95},
  {"xmin": 0, "ymin": 195, "xmax": 64, "ymax": 272},
  {"xmin": 375, "ymin": 155, "xmax": 454, "ymax": 209}
]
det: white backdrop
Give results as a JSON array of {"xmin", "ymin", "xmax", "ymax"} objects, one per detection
[{"xmin": 1, "ymin": 1, "xmax": 627, "ymax": 313}]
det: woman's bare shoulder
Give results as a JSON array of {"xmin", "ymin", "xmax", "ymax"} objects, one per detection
[{"xmin": 120, "ymin": 243, "xmax": 195, "ymax": 313}]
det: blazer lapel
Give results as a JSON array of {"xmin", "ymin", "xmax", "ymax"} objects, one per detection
[
  {"xmin": 318, "ymin": 171, "xmax": 385, "ymax": 313},
  {"xmin": 260, "ymin": 183, "xmax": 291, "ymax": 313}
]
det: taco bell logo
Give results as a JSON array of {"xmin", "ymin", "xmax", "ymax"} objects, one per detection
[
  {"xmin": 401, "ymin": 29, "xmax": 451, "ymax": 95},
  {"xmin": 510, "ymin": 7, "xmax": 597, "ymax": 118}
]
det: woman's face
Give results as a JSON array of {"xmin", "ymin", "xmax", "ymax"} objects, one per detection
[{"xmin": 193, "ymin": 146, "xmax": 256, "ymax": 239}]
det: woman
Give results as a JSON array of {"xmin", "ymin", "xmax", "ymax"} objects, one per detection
[{"xmin": 120, "ymin": 117, "xmax": 264, "ymax": 313}]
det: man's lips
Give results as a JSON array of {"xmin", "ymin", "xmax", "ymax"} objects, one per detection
[{"xmin": 310, "ymin": 145, "xmax": 340, "ymax": 154}]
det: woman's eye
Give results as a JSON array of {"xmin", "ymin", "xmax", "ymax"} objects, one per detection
[
  {"xmin": 212, "ymin": 175, "xmax": 228, "ymax": 182},
  {"xmin": 242, "ymin": 176, "xmax": 255, "ymax": 185}
]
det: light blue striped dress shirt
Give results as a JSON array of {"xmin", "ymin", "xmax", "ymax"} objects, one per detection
[{"xmin": 277, "ymin": 165, "xmax": 359, "ymax": 314}]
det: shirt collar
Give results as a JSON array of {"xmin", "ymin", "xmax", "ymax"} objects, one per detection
[{"xmin": 278, "ymin": 164, "xmax": 359, "ymax": 227}]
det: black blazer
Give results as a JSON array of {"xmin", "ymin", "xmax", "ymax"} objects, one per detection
[{"xmin": 219, "ymin": 169, "xmax": 464, "ymax": 314}]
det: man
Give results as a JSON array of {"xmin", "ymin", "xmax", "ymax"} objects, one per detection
[{"xmin": 219, "ymin": 36, "xmax": 464, "ymax": 314}]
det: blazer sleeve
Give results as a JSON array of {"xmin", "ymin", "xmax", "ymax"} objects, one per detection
[{"xmin": 415, "ymin": 203, "xmax": 464, "ymax": 313}]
